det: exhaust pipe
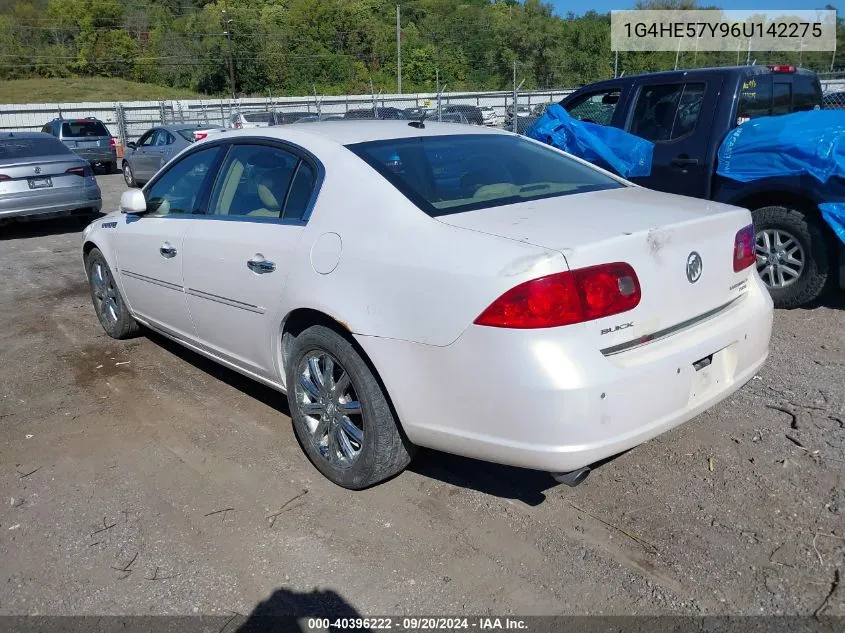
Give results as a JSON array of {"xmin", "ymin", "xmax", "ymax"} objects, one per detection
[{"xmin": 552, "ymin": 466, "xmax": 590, "ymax": 487}]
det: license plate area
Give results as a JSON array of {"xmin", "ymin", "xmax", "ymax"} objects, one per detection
[
  {"xmin": 689, "ymin": 346, "xmax": 735, "ymax": 404},
  {"xmin": 77, "ymin": 141, "xmax": 99, "ymax": 148},
  {"xmin": 28, "ymin": 176, "xmax": 53, "ymax": 189}
]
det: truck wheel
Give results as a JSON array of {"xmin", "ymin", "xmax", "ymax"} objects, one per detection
[{"xmin": 752, "ymin": 205, "xmax": 833, "ymax": 309}]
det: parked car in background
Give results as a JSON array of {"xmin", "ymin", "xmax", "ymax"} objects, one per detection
[
  {"xmin": 0, "ymin": 132, "xmax": 101, "ymax": 224},
  {"xmin": 273, "ymin": 111, "xmax": 315, "ymax": 125},
  {"xmin": 441, "ymin": 104, "xmax": 484, "ymax": 125},
  {"xmin": 559, "ymin": 64, "xmax": 833, "ymax": 308},
  {"xmin": 81, "ymin": 121, "xmax": 771, "ymax": 489},
  {"xmin": 479, "ymin": 106, "xmax": 499, "ymax": 126},
  {"xmin": 41, "ymin": 117, "xmax": 117, "ymax": 174},
  {"xmin": 122, "ymin": 124, "xmax": 225, "ymax": 187},
  {"xmin": 345, "ymin": 107, "xmax": 408, "ymax": 120},
  {"xmin": 293, "ymin": 115, "xmax": 345, "ymax": 123},
  {"xmin": 505, "ymin": 104, "xmax": 532, "ymax": 127},
  {"xmin": 230, "ymin": 111, "xmax": 276, "ymax": 129}
]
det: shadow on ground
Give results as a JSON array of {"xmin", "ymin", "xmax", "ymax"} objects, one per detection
[
  {"xmin": 0, "ymin": 214, "xmax": 102, "ymax": 240},
  {"xmin": 234, "ymin": 587, "xmax": 368, "ymax": 632}
]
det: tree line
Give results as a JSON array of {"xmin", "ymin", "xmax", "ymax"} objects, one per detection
[{"xmin": 0, "ymin": 0, "xmax": 841, "ymax": 97}]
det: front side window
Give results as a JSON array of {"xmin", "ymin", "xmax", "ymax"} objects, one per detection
[
  {"xmin": 138, "ymin": 131, "xmax": 155, "ymax": 147},
  {"xmin": 565, "ymin": 89, "xmax": 621, "ymax": 125},
  {"xmin": 208, "ymin": 144, "xmax": 315, "ymax": 220},
  {"xmin": 144, "ymin": 146, "xmax": 220, "ymax": 216},
  {"xmin": 629, "ymin": 83, "xmax": 705, "ymax": 142},
  {"xmin": 347, "ymin": 134, "xmax": 623, "ymax": 217}
]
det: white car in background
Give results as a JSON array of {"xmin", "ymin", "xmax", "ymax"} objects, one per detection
[
  {"xmin": 479, "ymin": 106, "xmax": 499, "ymax": 126},
  {"xmin": 230, "ymin": 111, "xmax": 276, "ymax": 129},
  {"xmin": 81, "ymin": 121, "xmax": 773, "ymax": 489}
]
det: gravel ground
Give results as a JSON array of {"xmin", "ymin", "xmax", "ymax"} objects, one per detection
[{"xmin": 0, "ymin": 173, "xmax": 843, "ymax": 618}]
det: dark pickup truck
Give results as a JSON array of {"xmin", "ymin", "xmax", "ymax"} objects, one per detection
[{"xmin": 559, "ymin": 65, "xmax": 843, "ymax": 308}]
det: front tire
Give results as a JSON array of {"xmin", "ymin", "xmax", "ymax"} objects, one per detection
[
  {"xmin": 752, "ymin": 206, "xmax": 833, "ymax": 309},
  {"xmin": 122, "ymin": 161, "xmax": 136, "ymax": 188},
  {"xmin": 85, "ymin": 248, "xmax": 139, "ymax": 339},
  {"xmin": 286, "ymin": 325, "xmax": 413, "ymax": 489}
]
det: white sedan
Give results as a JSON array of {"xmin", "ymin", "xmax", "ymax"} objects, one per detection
[{"xmin": 81, "ymin": 121, "xmax": 773, "ymax": 489}]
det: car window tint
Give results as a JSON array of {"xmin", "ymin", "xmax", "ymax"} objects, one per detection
[
  {"xmin": 242, "ymin": 112, "xmax": 275, "ymax": 123},
  {"xmin": 348, "ymin": 134, "xmax": 623, "ymax": 217},
  {"xmin": 138, "ymin": 131, "xmax": 154, "ymax": 147},
  {"xmin": 0, "ymin": 137, "xmax": 72, "ymax": 159},
  {"xmin": 738, "ymin": 75, "xmax": 772, "ymax": 121},
  {"xmin": 565, "ymin": 89, "xmax": 620, "ymax": 125},
  {"xmin": 208, "ymin": 144, "xmax": 298, "ymax": 219},
  {"xmin": 153, "ymin": 130, "xmax": 169, "ymax": 146},
  {"xmin": 773, "ymin": 82, "xmax": 792, "ymax": 115},
  {"xmin": 145, "ymin": 147, "xmax": 220, "ymax": 216},
  {"xmin": 61, "ymin": 120, "xmax": 109, "ymax": 137},
  {"xmin": 283, "ymin": 161, "xmax": 316, "ymax": 221},
  {"xmin": 630, "ymin": 83, "xmax": 704, "ymax": 142},
  {"xmin": 793, "ymin": 74, "xmax": 821, "ymax": 112}
]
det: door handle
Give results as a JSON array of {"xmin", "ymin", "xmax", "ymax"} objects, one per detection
[
  {"xmin": 159, "ymin": 243, "xmax": 177, "ymax": 258},
  {"xmin": 671, "ymin": 156, "xmax": 699, "ymax": 167},
  {"xmin": 247, "ymin": 257, "xmax": 276, "ymax": 274}
]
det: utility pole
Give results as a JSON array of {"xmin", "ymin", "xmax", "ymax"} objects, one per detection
[
  {"xmin": 396, "ymin": 4, "xmax": 402, "ymax": 94},
  {"xmin": 221, "ymin": 2, "xmax": 236, "ymax": 99}
]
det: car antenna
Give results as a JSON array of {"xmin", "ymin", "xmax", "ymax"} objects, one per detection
[{"xmin": 408, "ymin": 109, "xmax": 429, "ymax": 129}]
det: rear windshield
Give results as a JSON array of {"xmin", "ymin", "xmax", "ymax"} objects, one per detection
[
  {"xmin": 61, "ymin": 120, "xmax": 110, "ymax": 138},
  {"xmin": 0, "ymin": 136, "xmax": 72, "ymax": 159},
  {"xmin": 242, "ymin": 112, "xmax": 275, "ymax": 123},
  {"xmin": 347, "ymin": 134, "xmax": 623, "ymax": 217}
]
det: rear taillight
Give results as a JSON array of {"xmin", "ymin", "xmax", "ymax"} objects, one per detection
[
  {"xmin": 733, "ymin": 224, "xmax": 756, "ymax": 272},
  {"xmin": 66, "ymin": 165, "xmax": 92, "ymax": 177},
  {"xmin": 108, "ymin": 137, "xmax": 116, "ymax": 148},
  {"xmin": 474, "ymin": 263, "xmax": 641, "ymax": 329},
  {"xmin": 233, "ymin": 121, "xmax": 242, "ymax": 129},
  {"xmin": 769, "ymin": 65, "xmax": 795, "ymax": 73},
  {"xmin": 193, "ymin": 131, "xmax": 208, "ymax": 141}
]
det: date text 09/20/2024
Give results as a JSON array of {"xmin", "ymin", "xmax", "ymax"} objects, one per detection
[{"xmin": 305, "ymin": 617, "xmax": 528, "ymax": 631}]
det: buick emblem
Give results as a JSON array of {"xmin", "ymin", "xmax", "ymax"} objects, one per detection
[
  {"xmin": 686, "ymin": 251, "xmax": 703, "ymax": 283},
  {"xmin": 33, "ymin": 166, "xmax": 41, "ymax": 174}
]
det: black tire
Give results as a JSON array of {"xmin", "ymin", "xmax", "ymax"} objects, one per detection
[
  {"xmin": 109, "ymin": 161, "xmax": 119, "ymax": 175},
  {"xmin": 286, "ymin": 325, "xmax": 414, "ymax": 489},
  {"xmin": 752, "ymin": 206, "xmax": 834, "ymax": 309},
  {"xmin": 122, "ymin": 161, "xmax": 136, "ymax": 187},
  {"xmin": 84, "ymin": 247, "xmax": 139, "ymax": 339}
]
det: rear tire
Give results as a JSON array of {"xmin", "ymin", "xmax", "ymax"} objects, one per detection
[
  {"xmin": 286, "ymin": 325, "xmax": 414, "ymax": 489},
  {"xmin": 85, "ymin": 247, "xmax": 139, "ymax": 339},
  {"xmin": 752, "ymin": 205, "xmax": 833, "ymax": 309},
  {"xmin": 122, "ymin": 161, "xmax": 136, "ymax": 188}
]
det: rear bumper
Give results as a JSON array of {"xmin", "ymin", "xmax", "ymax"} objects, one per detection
[
  {"xmin": 0, "ymin": 181, "xmax": 102, "ymax": 219},
  {"xmin": 71, "ymin": 148, "xmax": 116, "ymax": 164},
  {"xmin": 358, "ymin": 274, "xmax": 773, "ymax": 473}
]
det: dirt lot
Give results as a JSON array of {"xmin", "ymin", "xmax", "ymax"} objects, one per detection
[{"xmin": 0, "ymin": 173, "xmax": 843, "ymax": 618}]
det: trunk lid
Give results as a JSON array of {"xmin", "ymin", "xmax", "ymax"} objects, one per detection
[{"xmin": 438, "ymin": 187, "xmax": 755, "ymax": 349}]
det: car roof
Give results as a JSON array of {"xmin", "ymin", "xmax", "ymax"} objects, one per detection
[
  {"xmin": 575, "ymin": 65, "xmax": 817, "ymax": 91},
  {"xmin": 217, "ymin": 120, "xmax": 510, "ymax": 145},
  {"xmin": 1, "ymin": 131, "xmax": 57, "ymax": 140}
]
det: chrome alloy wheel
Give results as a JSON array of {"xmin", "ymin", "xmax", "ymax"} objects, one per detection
[
  {"xmin": 90, "ymin": 260, "xmax": 120, "ymax": 326},
  {"xmin": 295, "ymin": 351, "xmax": 364, "ymax": 467},
  {"xmin": 755, "ymin": 228, "xmax": 805, "ymax": 289}
]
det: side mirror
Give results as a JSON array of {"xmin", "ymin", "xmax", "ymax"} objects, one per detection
[
  {"xmin": 119, "ymin": 189, "xmax": 147, "ymax": 214},
  {"xmin": 126, "ymin": 141, "xmax": 136, "ymax": 150}
]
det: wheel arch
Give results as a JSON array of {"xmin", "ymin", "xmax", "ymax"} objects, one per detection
[{"xmin": 279, "ymin": 307, "xmax": 412, "ymax": 440}]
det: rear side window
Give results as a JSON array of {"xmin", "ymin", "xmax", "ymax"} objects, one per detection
[
  {"xmin": 0, "ymin": 137, "xmax": 71, "ymax": 159},
  {"xmin": 347, "ymin": 134, "xmax": 622, "ymax": 217},
  {"xmin": 629, "ymin": 83, "xmax": 705, "ymax": 142},
  {"xmin": 738, "ymin": 75, "xmax": 773, "ymax": 122},
  {"xmin": 565, "ymin": 89, "xmax": 621, "ymax": 125},
  {"xmin": 177, "ymin": 129, "xmax": 197, "ymax": 142},
  {"xmin": 794, "ymin": 74, "xmax": 822, "ymax": 112},
  {"xmin": 61, "ymin": 120, "xmax": 110, "ymax": 138},
  {"xmin": 242, "ymin": 112, "xmax": 274, "ymax": 124}
]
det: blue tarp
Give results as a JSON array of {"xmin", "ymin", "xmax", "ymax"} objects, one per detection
[
  {"xmin": 819, "ymin": 203, "xmax": 845, "ymax": 244},
  {"xmin": 717, "ymin": 110, "xmax": 845, "ymax": 246},
  {"xmin": 525, "ymin": 104, "xmax": 654, "ymax": 179},
  {"xmin": 717, "ymin": 110, "xmax": 845, "ymax": 184}
]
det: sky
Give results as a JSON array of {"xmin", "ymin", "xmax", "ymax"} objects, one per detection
[{"xmin": 548, "ymin": 1, "xmax": 835, "ymax": 17}]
